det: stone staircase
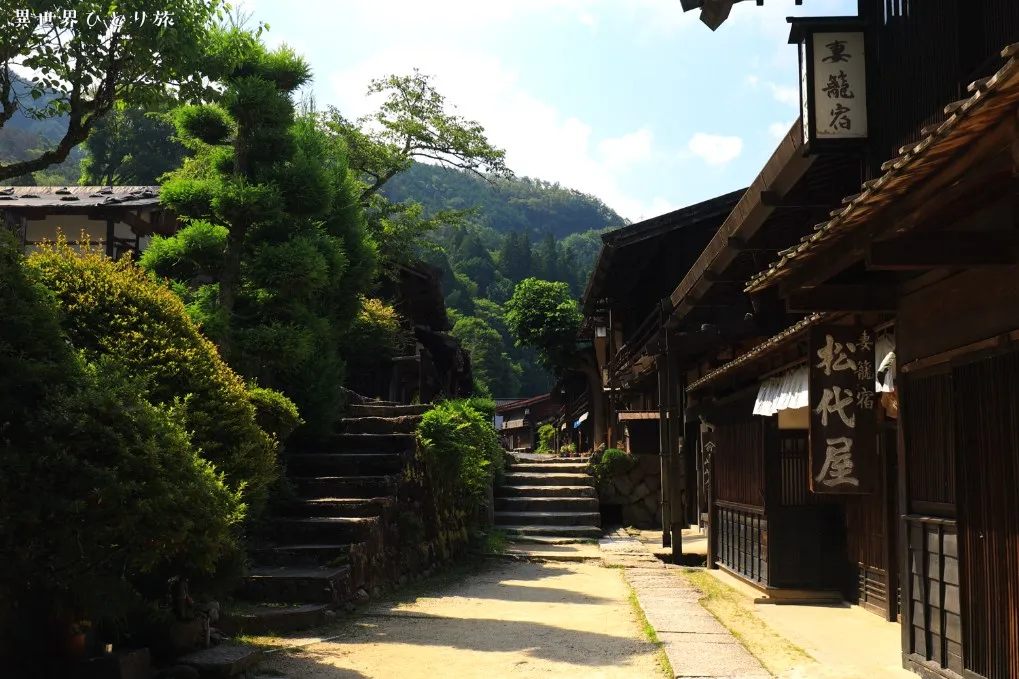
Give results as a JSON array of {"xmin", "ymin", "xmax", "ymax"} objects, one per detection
[
  {"xmin": 229, "ymin": 400, "xmax": 430, "ymax": 634},
  {"xmin": 494, "ymin": 456, "xmax": 602, "ymax": 543}
]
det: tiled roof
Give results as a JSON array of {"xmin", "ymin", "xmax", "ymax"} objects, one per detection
[
  {"xmin": 0, "ymin": 185, "xmax": 160, "ymax": 208},
  {"xmin": 686, "ymin": 313, "xmax": 829, "ymax": 393},
  {"xmin": 746, "ymin": 42, "xmax": 1019, "ymax": 293}
]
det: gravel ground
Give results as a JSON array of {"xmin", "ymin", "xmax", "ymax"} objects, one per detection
[{"xmin": 258, "ymin": 559, "xmax": 662, "ymax": 679}]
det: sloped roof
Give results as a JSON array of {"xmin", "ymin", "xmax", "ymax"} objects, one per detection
[
  {"xmin": 0, "ymin": 185, "xmax": 160, "ymax": 209},
  {"xmin": 746, "ymin": 41, "xmax": 1019, "ymax": 293}
]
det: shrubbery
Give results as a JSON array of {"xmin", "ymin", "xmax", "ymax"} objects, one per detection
[
  {"xmin": 0, "ymin": 234, "xmax": 243, "ymax": 665},
  {"xmin": 536, "ymin": 424, "xmax": 555, "ymax": 453},
  {"xmin": 417, "ymin": 399, "xmax": 504, "ymax": 514},
  {"xmin": 592, "ymin": 448, "xmax": 634, "ymax": 483},
  {"xmin": 26, "ymin": 237, "xmax": 290, "ymax": 511}
]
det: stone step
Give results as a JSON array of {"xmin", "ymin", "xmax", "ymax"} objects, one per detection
[
  {"xmin": 287, "ymin": 453, "xmax": 403, "ymax": 476},
  {"xmin": 504, "ymin": 534, "xmax": 599, "ymax": 545},
  {"xmin": 269, "ymin": 516, "xmax": 378, "ymax": 544},
  {"xmin": 507, "ymin": 462, "xmax": 591, "ymax": 474},
  {"xmin": 241, "ymin": 565, "xmax": 352, "ymax": 605},
  {"xmin": 500, "ymin": 524, "xmax": 603, "ymax": 539},
  {"xmin": 495, "ymin": 511, "xmax": 601, "ymax": 527},
  {"xmin": 291, "ymin": 475, "xmax": 397, "ymax": 498},
  {"xmin": 253, "ymin": 543, "xmax": 353, "ymax": 568},
  {"xmin": 496, "ymin": 484, "xmax": 598, "ymax": 498},
  {"xmin": 495, "ymin": 496, "xmax": 600, "ymax": 512},
  {"xmin": 326, "ymin": 432, "xmax": 416, "ymax": 453},
  {"xmin": 218, "ymin": 603, "xmax": 331, "ymax": 637},
  {"xmin": 510, "ymin": 454, "xmax": 591, "ymax": 464},
  {"xmin": 337, "ymin": 415, "xmax": 422, "ymax": 435},
  {"xmin": 348, "ymin": 403, "xmax": 431, "ymax": 418},
  {"xmin": 502, "ymin": 472, "xmax": 595, "ymax": 486},
  {"xmin": 274, "ymin": 497, "xmax": 393, "ymax": 519}
]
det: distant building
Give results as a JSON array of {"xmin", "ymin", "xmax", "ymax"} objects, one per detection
[{"xmin": 495, "ymin": 393, "xmax": 559, "ymax": 451}]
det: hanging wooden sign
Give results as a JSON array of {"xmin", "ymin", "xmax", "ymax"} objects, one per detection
[{"xmin": 808, "ymin": 324, "xmax": 876, "ymax": 494}]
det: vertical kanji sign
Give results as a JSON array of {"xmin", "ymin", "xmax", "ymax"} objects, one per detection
[
  {"xmin": 808, "ymin": 324, "xmax": 876, "ymax": 494},
  {"xmin": 811, "ymin": 31, "xmax": 868, "ymax": 139}
]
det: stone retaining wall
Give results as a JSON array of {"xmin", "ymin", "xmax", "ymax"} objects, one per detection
[{"xmin": 599, "ymin": 454, "xmax": 662, "ymax": 529}]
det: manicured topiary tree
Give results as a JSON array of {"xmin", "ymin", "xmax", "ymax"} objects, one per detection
[{"xmin": 147, "ymin": 43, "xmax": 377, "ymax": 443}]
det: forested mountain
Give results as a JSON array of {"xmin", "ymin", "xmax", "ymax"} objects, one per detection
[
  {"xmin": 383, "ymin": 162, "xmax": 627, "ymax": 397},
  {"xmin": 0, "ymin": 75, "xmax": 83, "ymax": 186}
]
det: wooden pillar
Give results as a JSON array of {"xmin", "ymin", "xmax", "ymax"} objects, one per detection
[
  {"xmin": 105, "ymin": 218, "xmax": 115, "ymax": 258},
  {"xmin": 897, "ymin": 373, "xmax": 912, "ymax": 666},
  {"xmin": 657, "ymin": 355, "xmax": 672, "ymax": 548},
  {"xmin": 703, "ymin": 417, "xmax": 718, "ymax": 569},
  {"xmin": 667, "ymin": 335, "xmax": 685, "ymax": 560}
]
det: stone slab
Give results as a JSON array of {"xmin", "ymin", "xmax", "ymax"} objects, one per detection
[
  {"xmin": 642, "ymin": 604, "xmax": 728, "ymax": 634},
  {"xmin": 658, "ymin": 634, "xmax": 770, "ymax": 677},
  {"xmin": 179, "ymin": 645, "xmax": 263, "ymax": 677}
]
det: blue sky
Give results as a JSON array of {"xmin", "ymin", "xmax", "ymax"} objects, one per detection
[{"xmin": 236, "ymin": 0, "xmax": 856, "ymax": 223}]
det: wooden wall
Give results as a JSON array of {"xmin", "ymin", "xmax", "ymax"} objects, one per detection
[
  {"xmin": 898, "ymin": 263, "xmax": 1019, "ymax": 679},
  {"xmin": 713, "ymin": 418, "xmax": 768, "ymax": 583}
]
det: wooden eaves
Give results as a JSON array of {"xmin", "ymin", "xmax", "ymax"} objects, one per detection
[{"xmin": 745, "ymin": 41, "xmax": 1019, "ymax": 295}]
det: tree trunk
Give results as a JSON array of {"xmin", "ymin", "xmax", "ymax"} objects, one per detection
[{"xmin": 217, "ymin": 230, "xmax": 243, "ymax": 359}]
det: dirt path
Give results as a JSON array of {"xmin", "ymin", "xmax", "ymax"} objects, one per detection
[{"xmin": 259, "ymin": 557, "xmax": 663, "ymax": 679}]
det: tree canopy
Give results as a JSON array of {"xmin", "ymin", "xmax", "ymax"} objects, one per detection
[
  {"xmin": 0, "ymin": 0, "xmax": 257, "ymax": 182},
  {"xmin": 505, "ymin": 278, "xmax": 584, "ymax": 375}
]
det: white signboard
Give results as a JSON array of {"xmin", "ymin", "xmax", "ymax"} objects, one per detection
[{"xmin": 811, "ymin": 32, "xmax": 867, "ymax": 139}]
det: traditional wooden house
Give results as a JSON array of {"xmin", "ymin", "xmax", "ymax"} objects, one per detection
[
  {"xmin": 0, "ymin": 185, "xmax": 176, "ymax": 257},
  {"xmin": 495, "ymin": 393, "xmax": 559, "ymax": 452},
  {"xmin": 735, "ymin": 39, "xmax": 1019, "ymax": 679},
  {"xmin": 351, "ymin": 262, "xmax": 474, "ymax": 404}
]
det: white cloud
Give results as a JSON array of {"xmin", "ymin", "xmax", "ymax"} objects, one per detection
[
  {"xmin": 768, "ymin": 82, "xmax": 800, "ymax": 107},
  {"xmin": 745, "ymin": 75, "xmax": 760, "ymax": 89},
  {"xmin": 579, "ymin": 12, "xmax": 597, "ymax": 29},
  {"xmin": 687, "ymin": 133, "xmax": 743, "ymax": 166},
  {"xmin": 598, "ymin": 128, "xmax": 653, "ymax": 170},
  {"xmin": 329, "ymin": 48, "xmax": 669, "ymax": 221},
  {"xmin": 769, "ymin": 122, "xmax": 793, "ymax": 140}
]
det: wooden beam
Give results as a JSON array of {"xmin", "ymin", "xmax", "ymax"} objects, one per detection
[
  {"xmin": 786, "ymin": 285, "xmax": 898, "ymax": 312},
  {"xmin": 777, "ymin": 115, "xmax": 1017, "ymax": 296},
  {"xmin": 866, "ymin": 231, "xmax": 1019, "ymax": 269},
  {"xmin": 119, "ymin": 209, "xmax": 156, "ymax": 235}
]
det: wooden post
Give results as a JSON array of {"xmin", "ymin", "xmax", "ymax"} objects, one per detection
[
  {"xmin": 668, "ymin": 338, "xmax": 685, "ymax": 560},
  {"xmin": 657, "ymin": 355, "xmax": 672, "ymax": 548},
  {"xmin": 897, "ymin": 373, "xmax": 912, "ymax": 666},
  {"xmin": 703, "ymin": 419, "xmax": 718, "ymax": 570},
  {"xmin": 105, "ymin": 218, "xmax": 115, "ymax": 258}
]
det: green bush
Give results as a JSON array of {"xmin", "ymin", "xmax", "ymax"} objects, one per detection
[
  {"xmin": 593, "ymin": 448, "xmax": 634, "ymax": 483},
  {"xmin": 561, "ymin": 442, "xmax": 577, "ymax": 455},
  {"xmin": 0, "ymin": 233, "xmax": 243, "ymax": 663},
  {"xmin": 536, "ymin": 424, "xmax": 555, "ymax": 453},
  {"xmin": 460, "ymin": 396, "xmax": 496, "ymax": 421},
  {"xmin": 417, "ymin": 399, "xmax": 504, "ymax": 513},
  {"xmin": 26, "ymin": 237, "xmax": 290, "ymax": 511}
]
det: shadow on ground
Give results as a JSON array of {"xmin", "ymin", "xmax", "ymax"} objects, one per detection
[
  {"xmin": 253, "ymin": 559, "xmax": 655, "ymax": 678},
  {"xmin": 259, "ymin": 611, "xmax": 649, "ymax": 677}
]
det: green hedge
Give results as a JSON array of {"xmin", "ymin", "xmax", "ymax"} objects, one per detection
[
  {"xmin": 26, "ymin": 237, "xmax": 292, "ymax": 511},
  {"xmin": 0, "ymin": 234, "xmax": 243, "ymax": 664},
  {"xmin": 417, "ymin": 399, "xmax": 504, "ymax": 511}
]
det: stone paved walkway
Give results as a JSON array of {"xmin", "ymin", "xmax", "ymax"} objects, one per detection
[{"xmin": 600, "ymin": 530, "xmax": 770, "ymax": 678}]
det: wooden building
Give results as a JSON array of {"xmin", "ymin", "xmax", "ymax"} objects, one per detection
[
  {"xmin": 0, "ymin": 185, "xmax": 177, "ymax": 258},
  {"xmin": 686, "ymin": 313, "xmax": 899, "ymax": 615},
  {"xmin": 736, "ymin": 40, "xmax": 1019, "ymax": 679},
  {"xmin": 351, "ymin": 262, "xmax": 474, "ymax": 404},
  {"xmin": 496, "ymin": 393, "xmax": 559, "ymax": 452}
]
